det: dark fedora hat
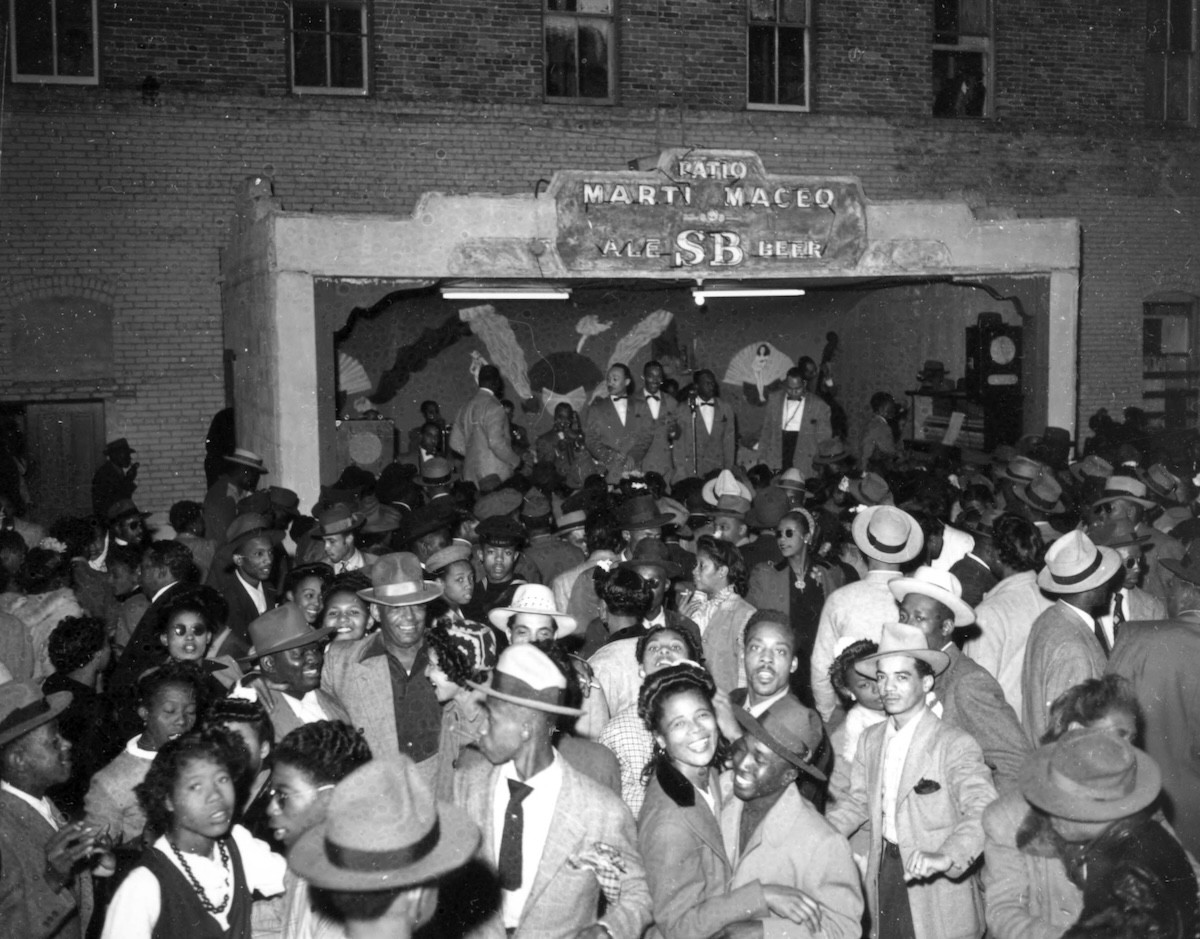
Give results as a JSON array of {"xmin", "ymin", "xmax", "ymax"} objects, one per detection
[
  {"xmin": 106, "ymin": 498, "xmax": 150, "ymax": 523},
  {"xmin": 734, "ymin": 694, "xmax": 827, "ymax": 781},
  {"xmin": 225, "ymin": 512, "xmax": 285, "ymax": 552},
  {"xmin": 1020, "ymin": 728, "xmax": 1161, "ymax": 822},
  {"xmin": 104, "ymin": 437, "xmax": 135, "ymax": 455},
  {"xmin": 417, "ymin": 457, "xmax": 454, "ymax": 488},
  {"xmin": 618, "ymin": 537, "xmax": 683, "ymax": 579},
  {"xmin": 312, "ymin": 504, "xmax": 365, "ymax": 538},
  {"xmin": 615, "ymin": 493, "xmax": 674, "ymax": 530},
  {"xmin": 240, "ymin": 603, "xmax": 337, "ymax": 664},
  {"xmin": 0, "ymin": 682, "xmax": 72, "ymax": 748}
]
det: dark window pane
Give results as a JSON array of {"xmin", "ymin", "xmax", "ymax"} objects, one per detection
[
  {"xmin": 547, "ymin": 0, "xmax": 579, "ymax": 10},
  {"xmin": 545, "ymin": 20, "xmax": 577, "ymax": 96},
  {"xmin": 1147, "ymin": 0, "xmax": 1169, "ymax": 51},
  {"xmin": 14, "ymin": 0, "xmax": 55, "ymax": 74},
  {"xmin": 778, "ymin": 27, "xmax": 806, "ymax": 105},
  {"xmin": 1169, "ymin": 0, "xmax": 1194, "ymax": 51},
  {"xmin": 577, "ymin": 22, "xmax": 609, "ymax": 97},
  {"xmin": 959, "ymin": 0, "xmax": 989, "ymax": 36},
  {"xmin": 748, "ymin": 24, "xmax": 776, "ymax": 103},
  {"xmin": 1146, "ymin": 54, "xmax": 1167, "ymax": 118},
  {"xmin": 294, "ymin": 3, "xmax": 327, "ymax": 33},
  {"xmin": 330, "ymin": 4, "xmax": 363, "ymax": 34},
  {"xmin": 933, "ymin": 0, "xmax": 958, "ymax": 42},
  {"xmin": 1165, "ymin": 51, "xmax": 1191, "ymax": 120},
  {"xmin": 294, "ymin": 33, "xmax": 327, "ymax": 86},
  {"xmin": 329, "ymin": 34, "xmax": 364, "ymax": 87},
  {"xmin": 56, "ymin": 0, "xmax": 95, "ymax": 76},
  {"xmin": 933, "ymin": 50, "xmax": 986, "ymax": 116}
]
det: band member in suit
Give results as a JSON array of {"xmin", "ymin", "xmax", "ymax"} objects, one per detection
[
  {"xmin": 758, "ymin": 367, "xmax": 832, "ymax": 479},
  {"xmin": 674, "ymin": 370, "xmax": 736, "ymax": 482},
  {"xmin": 449, "ymin": 366, "xmax": 522, "ymax": 485},
  {"xmin": 584, "ymin": 364, "xmax": 655, "ymax": 486},
  {"xmin": 640, "ymin": 361, "xmax": 681, "ymax": 480}
]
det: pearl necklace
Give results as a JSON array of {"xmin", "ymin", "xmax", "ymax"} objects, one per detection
[{"xmin": 168, "ymin": 838, "xmax": 231, "ymax": 914}]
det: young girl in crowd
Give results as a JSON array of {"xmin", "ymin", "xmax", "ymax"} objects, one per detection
[
  {"xmin": 318, "ymin": 571, "xmax": 375, "ymax": 642},
  {"xmin": 683, "ymin": 536, "xmax": 754, "ymax": 692},
  {"xmin": 101, "ymin": 727, "xmax": 286, "ymax": 939},
  {"xmin": 637, "ymin": 662, "xmax": 809, "ymax": 939},
  {"xmin": 425, "ymin": 542, "xmax": 476, "ymax": 624},
  {"xmin": 156, "ymin": 585, "xmax": 234, "ymax": 702},
  {"xmin": 283, "ymin": 562, "xmax": 334, "ymax": 625},
  {"xmin": 85, "ymin": 662, "xmax": 201, "ymax": 850},
  {"xmin": 424, "ymin": 617, "xmax": 497, "ymax": 799}
]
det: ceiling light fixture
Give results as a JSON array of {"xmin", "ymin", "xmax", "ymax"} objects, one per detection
[
  {"xmin": 441, "ymin": 284, "xmax": 570, "ymax": 301},
  {"xmin": 693, "ymin": 287, "xmax": 806, "ymax": 306}
]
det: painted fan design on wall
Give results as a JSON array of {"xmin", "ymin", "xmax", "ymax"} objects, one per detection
[
  {"xmin": 723, "ymin": 342, "xmax": 794, "ymax": 405},
  {"xmin": 338, "ymin": 352, "xmax": 373, "ymax": 395}
]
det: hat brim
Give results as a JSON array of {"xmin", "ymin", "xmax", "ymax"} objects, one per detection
[
  {"xmin": 0, "ymin": 691, "xmax": 73, "ymax": 748},
  {"xmin": 289, "ymin": 802, "xmax": 481, "ymax": 890},
  {"xmin": 226, "ymin": 455, "xmax": 269, "ymax": 473},
  {"xmin": 358, "ymin": 584, "xmax": 445, "ymax": 607},
  {"xmin": 617, "ymin": 557, "xmax": 682, "ymax": 580},
  {"xmin": 851, "ymin": 507, "xmax": 923, "ymax": 564},
  {"xmin": 847, "ymin": 483, "xmax": 893, "ymax": 507},
  {"xmin": 362, "ymin": 518, "xmax": 402, "ymax": 535},
  {"xmin": 811, "ymin": 452, "xmax": 852, "ymax": 465},
  {"xmin": 733, "ymin": 707, "xmax": 827, "ymax": 781},
  {"xmin": 486, "ymin": 607, "xmax": 578, "ymax": 639},
  {"xmin": 1036, "ymin": 546, "xmax": 1122, "ymax": 594},
  {"xmin": 701, "ymin": 478, "xmax": 753, "ymax": 505},
  {"xmin": 314, "ymin": 516, "xmax": 366, "ymax": 537},
  {"xmin": 239, "ymin": 625, "xmax": 340, "ymax": 664},
  {"xmin": 1160, "ymin": 557, "xmax": 1200, "ymax": 585},
  {"xmin": 1013, "ymin": 487, "xmax": 1066, "ymax": 517},
  {"xmin": 888, "ymin": 579, "xmax": 975, "ymax": 626},
  {"xmin": 416, "ymin": 475, "xmax": 454, "ymax": 488},
  {"xmin": 1092, "ymin": 494, "xmax": 1156, "ymax": 510},
  {"xmin": 854, "ymin": 646, "xmax": 950, "ymax": 678},
  {"xmin": 229, "ymin": 528, "xmax": 286, "ymax": 552},
  {"xmin": 1019, "ymin": 743, "xmax": 1161, "ymax": 822},
  {"xmin": 468, "ymin": 679, "xmax": 584, "ymax": 717},
  {"xmin": 618, "ymin": 512, "xmax": 676, "ymax": 530}
]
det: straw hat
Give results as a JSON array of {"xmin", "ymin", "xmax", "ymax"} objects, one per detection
[
  {"xmin": 1068, "ymin": 454, "xmax": 1113, "ymax": 483},
  {"xmin": 889, "ymin": 565, "xmax": 975, "ymax": 626},
  {"xmin": 854, "ymin": 621, "xmax": 950, "ymax": 678},
  {"xmin": 852, "ymin": 505, "xmax": 923, "ymax": 564},
  {"xmin": 615, "ymin": 493, "xmax": 675, "ymax": 530},
  {"xmin": 702, "ymin": 470, "xmax": 754, "ymax": 505},
  {"xmin": 487, "ymin": 584, "xmax": 577, "ymax": 638},
  {"xmin": 226, "ymin": 448, "xmax": 268, "ymax": 474},
  {"xmin": 618, "ymin": 538, "xmax": 683, "ymax": 579},
  {"xmin": 1020, "ymin": 728, "xmax": 1161, "ymax": 822},
  {"xmin": 846, "ymin": 472, "xmax": 893, "ymax": 507},
  {"xmin": 1013, "ymin": 470, "xmax": 1067, "ymax": 516},
  {"xmin": 469, "ymin": 644, "xmax": 583, "ymax": 717},
  {"xmin": 775, "ymin": 468, "xmax": 807, "ymax": 491},
  {"xmin": 1036, "ymin": 530, "xmax": 1121, "ymax": 595},
  {"xmin": 1092, "ymin": 476, "xmax": 1156, "ymax": 510}
]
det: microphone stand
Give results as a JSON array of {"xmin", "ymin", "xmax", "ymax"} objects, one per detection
[{"xmin": 690, "ymin": 394, "xmax": 699, "ymax": 478}]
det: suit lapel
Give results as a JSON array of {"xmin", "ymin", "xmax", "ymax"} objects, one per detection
[
  {"xmin": 897, "ymin": 709, "xmax": 938, "ymax": 803},
  {"xmin": 520, "ymin": 766, "xmax": 586, "ymax": 921}
]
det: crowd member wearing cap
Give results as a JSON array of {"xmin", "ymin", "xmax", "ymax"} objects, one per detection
[
  {"xmin": 1106, "ymin": 548, "xmax": 1200, "ymax": 861},
  {"xmin": 583, "ymin": 363, "xmax": 656, "ymax": 486},
  {"xmin": 810, "ymin": 505, "xmax": 924, "ymax": 722},
  {"xmin": 826, "ymin": 622, "xmax": 996, "ymax": 939},
  {"xmin": 462, "ymin": 516, "xmax": 533, "ymax": 623},
  {"xmin": 674, "ymin": 369, "xmax": 737, "ymax": 483},
  {"xmin": 314, "ymin": 505, "xmax": 377, "ymax": 575},
  {"xmin": 1, "ymin": 682, "xmax": 114, "ymax": 938},
  {"xmin": 521, "ymin": 490, "xmax": 585, "ymax": 587},
  {"xmin": 721, "ymin": 696, "xmax": 863, "ymax": 939},
  {"xmin": 685, "ymin": 535, "xmax": 756, "ymax": 694},
  {"xmin": 893, "ymin": 567, "xmax": 1030, "ymax": 792},
  {"xmin": 203, "ymin": 448, "xmax": 268, "ymax": 549},
  {"xmin": 100, "ymin": 727, "xmax": 286, "ymax": 939},
  {"xmin": 638, "ymin": 662, "xmax": 807, "ymax": 939},
  {"xmin": 92, "ymin": 438, "xmax": 139, "ymax": 521},
  {"xmin": 1018, "ymin": 729, "xmax": 1199, "ymax": 938},
  {"xmin": 1022, "ymin": 531, "xmax": 1122, "ymax": 743},
  {"xmin": 295, "ymin": 756, "xmax": 478, "ymax": 939},
  {"xmin": 262, "ymin": 720, "xmax": 372, "ymax": 939},
  {"xmin": 758, "ymin": 366, "xmax": 832, "ymax": 479},
  {"xmin": 237, "ymin": 604, "xmax": 349, "ymax": 743},
  {"xmin": 641, "ymin": 360, "xmax": 681, "ymax": 480},
  {"xmin": 1091, "ymin": 518, "xmax": 1164, "ymax": 640},
  {"xmin": 454, "ymin": 643, "xmax": 652, "ymax": 939},
  {"xmin": 962, "ymin": 514, "xmax": 1051, "ymax": 715},
  {"xmin": 321, "ymin": 554, "xmax": 443, "ymax": 779},
  {"xmin": 1093, "ymin": 475, "xmax": 1185, "ymax": 606},
  {"xmin": 448, "ymin": 365, "xmax": 523, "ymax": 486}
]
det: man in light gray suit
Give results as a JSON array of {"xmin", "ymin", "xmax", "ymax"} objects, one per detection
[
  {"xmin": 450, "ymin": 365, "xmax": 522, "ymax": 485},
  {"xmin": 454, "ymin": 643, "xmax": 653, "ymax": 939}
]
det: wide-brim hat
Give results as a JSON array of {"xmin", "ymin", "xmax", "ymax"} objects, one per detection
[
  {"xmin": 405, "ymin": 503, "xmax": 457, "ymax": 542},
  {"xmin": 313, "ymin": 504, "xmax": 366, "ymax": 537},
  {"xmin": 701, "ymin": 470, "xmax": 754, "ymax": 506},
  {"xmin": 711, "ymin": 494, "xmax": 751, "ymax": 521},
  {"xmin": 775, "ymin": 468, "xmax": 807, "ymax": 491},
  {"xmin": 1013, "ymin": 471, "xmax": 1066, "ymax": 516},
  {"xmin": 1037, "ymin": 530, "xmax": 1122, "ymax": 595},
  {"xmin": 240, "ymin": 603, "xmax": 337, "ymax": 663},
  {"xmin": 359, "ymin": 553, "xmax": 444, "ymax": 606},
  {"xmin": 615, "ymin": 493, "xmax": 675, "ymax": 530},
  {"xmin": 268, "ymin": 486, "xmax": 301, "ymax": 517},
  {"xmin": 0, "ymin": 682, "xmax": 72, "ymax": 748},
  {"xmin": 104, "ymin": 437, "xmax": 135, "ymax": 455},
  {"xmin": 469, "ymin": 643, "xmax": 583, "ymax": 716},
  {"xmin": 854, "ymin": 621, "xmax": 950, "ymax": 678},
  {"xmin": 618, "ymin": 538, "xmax": 683, "ymax": 579},
  {"xmin": 1137, "ymin": 463, "xmax": 1182, "ymax": 504},
  {"xmin": 417, "ymin": 457, "xmax": 454, "ymax": 488},
  {"xmin": 1069, "ymin": 455, "xmax": 1114, "ymax": 483},
  {"xmin": 812, "ymin": 439, "xmax": 852, "ymax": 465},
  {"xmin": 889, "ymin": 566, "xmax": 975, "ymax": 626},
  {"xmin": 917, "ymin": 359, "xmax": 946, "ymax": 379},
  {"xmin": 290, "ymin": 756, "xmax": 480, "ymax": 890},
  {"xmin": 746, "ymin": 487, "xmax": 790, "ymax": 529},
  {"xmin": 847, "ymin": 472, "xmax": 893, "ymax": 507},
  {"xmin": 476, "ymin": 515, "xmax": 528, "ymax": 548},
  {"xmin": 106, "ymin": 498, "xmax": 151, "ymax": 523},
  {"xmin": 1092, "ymin": 475, "xmax": 1156, "ymax": 509},
  {"xmin": 226, "ymin": 513, "xmax": 286, "ymax": 552},
  {"xmin": 226, "ymin": 448, "xmax": 268, "ymax": 474},
  {"xmin": 487, "ymin": 584, "xmax": 577, "ymax": 638},
  {"xmin": 473, "ymin": 488, "xmax": 523, "ymax": 522},
  {"xmin": 1020, "ymin": 728, "xmax": 1161, "ymax": 822},
  {"xmin": 734, "ymin": 695, "xmax": 827, "ymax": 781},
  {"xmin": 554, "ymin": 508, "xmax": 587, "ymax": 534},
  {"xmin": 1161, "ymin": 545, "xmax": 1200, "ymax": 585},
  {"xmin": 852, "ymin": 505, "xmax": 923, "ymax": 564},
  {"xmin": 1003, "ymin": 455, "xmax": 1045, "ymax": 485},
  {"xmin": 424, "ymin": 541, "xmax": 473, "ymax": 574},
  {"xmin": 362, "ymin": 503, "xmax": 403, "ymax": 534},
  {"xmin": 1088, "ymin": 517, "xmax": 1152, "ymax": 550}
]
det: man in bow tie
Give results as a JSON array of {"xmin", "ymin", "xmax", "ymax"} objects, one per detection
[
  {"xmin": 758, "ymin": 366, "xmax": 832, "ymax": 479},
  {"xmin": 583, "ymin": 364, "xmax": 655, "ymax": 485},
  {"xmin": 639, "ymin": 361, "xmax": 680, "ymax": 480},
  {"xmin": 673, "ymin": 369, "xmax": 737, "ymax": 483}
]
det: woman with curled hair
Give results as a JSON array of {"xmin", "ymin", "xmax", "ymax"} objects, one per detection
[
  {"xmin": 636, "ymin": 662, "xmax": 810, "ymax": 939},
  {"xmin": 282, "ymin": 562, "xmax": 334, "ymax": 625},
  {"xmin": 101, "ymin": 727, "xmax": 286, "ymax": 939},
  {"xmin": 683, "ymin": 535, "xmax": 756, "ymax": 693},
  {"xmin": 0, "ymin": 544, "xmax": 85, "ymax": 681},
  {"xmin": 318, "ymin": 570, "xmax": 375, "ymax": 643}
]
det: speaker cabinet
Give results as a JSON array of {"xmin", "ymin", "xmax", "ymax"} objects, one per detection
[
  {"xmin": 336, "ymin": 420, "xmax": 396, "ymax": 474},
  {"xmin": 965, "ymin": 312, "xmax": 1022, "ymax": 398}
]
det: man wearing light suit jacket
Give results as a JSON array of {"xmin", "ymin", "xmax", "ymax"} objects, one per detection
[
  {"xmin": 584, "ymin": 363, "xmax": 656, "ymax": 485},
  {"xmin": 450, "ymin": 365, "xmax": 522, "ymax": 485},
  {"xmin": 758, "ymin": 367, "xmax": 832, "ymax": 479},
  {"xmin": 453, "ymin": 644, "xmax": 653, "ymax": 939},
  {"xmin": 673, "ymin": 369, "xmax": 737, "ymax": 482}
]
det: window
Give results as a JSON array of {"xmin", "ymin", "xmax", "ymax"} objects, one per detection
[
  {"xmin": 290, "ymin": 1, "xmax": 369, "ymax": 95},
  {"xmin": 9, "ymin": 0, "xmax": 98, "ymax": 85},
  {"xmin": 544, "ymin": 0, "xmax": 614, "ymax": 102},
  {"xmin": 1142, "ymin": 298, "xmax": 1198, "ymax": 429},
  {"xmin": 1146, "ymin": 0, "xmax": 1195, "ymax": 122},
  {"xmin": 747, "ymin": 0, "xmax": 810, "ymax": 110},
  {"xmin": 932, "ymin": 0, "xmax": 991, "ymax": 117}
]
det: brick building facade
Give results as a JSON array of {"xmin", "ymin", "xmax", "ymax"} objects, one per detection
[{"xmin": 3, "ymin": 0, "xmax": 1199, "ymax": 516}]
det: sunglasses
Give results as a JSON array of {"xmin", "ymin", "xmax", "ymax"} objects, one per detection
[{"xmin": 775, "ymin": 528, "xmax": 800, "ymax": 538}]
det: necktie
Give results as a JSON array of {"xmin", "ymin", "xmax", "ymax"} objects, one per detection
[
  {"xmin": 498, "ymin": 778, "xmax": 533, "ymax": 891},
  {"xmin": 1113, "ymin": 594, "xmax": 1125, "ymax": 640},
  {"xmin": 1094, "ymin": 618, "xmax": 1111, "ymax": 657}
]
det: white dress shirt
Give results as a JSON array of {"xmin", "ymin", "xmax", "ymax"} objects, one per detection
[
  {"xmin": 336, "ymin": 549, "xmax": 366, "ymax": 574},
  {"xmin": 698, "ymin": 400, "xmax": 715, "ymax": 433},
  {"xmin": 493, "ymin": 754, "xmax": 564, "ymax": 928},
  {"xmin": 745, "ymin": 687, "xmax": 788, "ymax": 717},
  {"xmin": 280, "ymin": 690, "xmax": 331, "ymax": 726},
  {"xmin": 881, "ymin": 708, "xmax": 925, "ymax": 843},
  {"xmin": 782, "ymin": 396, "xmax": 806, "ymax": 433},
  {"xmin": 236, "ymin": 570, "xmax": 268, "ymax": 615},
  {"xmin": 613, "ymin": 396, "xmax": 628, "ymax": 426},
  {"xmin": 644, "ymin": 392, "xmax": 661, "ymax": 420}
]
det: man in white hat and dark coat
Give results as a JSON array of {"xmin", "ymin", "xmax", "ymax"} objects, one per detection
[
  {"xmin": 1021, "ymin": 530, "xmax": 1122, "ymax": 743},
  {"xmin": 891, "ymin": 566, "xmax": 1030, "ymax": 792},
  {"xmin": 0, "ymin": 682, "xmax": 114, "ymax": 938},
  {"xmin": 810, "ymin": 505, "xmax": 924, "ymax": 721},
  {"xmin": 826, "ymin": 622, "xmax": 996, "ymax": 939},
  {"xmin": 453, "ymin": 643, "xmax": 653, "ymax": 939},
  {"xmin": 321, "ymin": 553, "xmax": 445, "ymax": 782},
  {"xmin": 203, "ymin": 447, "xmax": 268, "ymax": 547}
]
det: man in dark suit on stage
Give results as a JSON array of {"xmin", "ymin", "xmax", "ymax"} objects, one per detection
[
  {"xmin": 584, "ymin": 363, "xmax": 655, "ymax": 485},
  {"xmin": 639, "ymin": 360, "xmax": 680, "ymax": 480},
  {"xmin": 673, "ymin": 369, "xmax": 736, "ymax": 482}
]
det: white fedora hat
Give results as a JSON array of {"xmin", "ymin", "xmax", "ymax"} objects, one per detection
[
  {"xmin": 852, "ymin": 505, "xmax": 923, "ymax": 564},
  {"xmin": 1036, "ymin": 530, "xmax": 1122, "ymax": 595},
  {"xmin": 889, "ymin": 565, "xmax": 975, "ymax": 626}
]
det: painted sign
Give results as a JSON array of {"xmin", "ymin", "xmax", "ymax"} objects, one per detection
[{"xmin": 549, "ymin": 148, "xmax": 867, "ymax": 274}]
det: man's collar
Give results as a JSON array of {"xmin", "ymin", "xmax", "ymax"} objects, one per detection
[
  {"xmin": 236, "ymin": 569, "xmax": 263, "ymax": 591},
  {"xmin": 1059, "ymin": 599, "xmax": 1096, "ymax": 629}
]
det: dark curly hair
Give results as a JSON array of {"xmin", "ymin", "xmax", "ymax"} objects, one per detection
[
  {"xmin": 829, "ymin": 639, "xmax": 878, "ymax": 705},
  {"xmin": 425, "ymin": 617, "xmax": 492, "ymax": 687},
  {"xmin": 135, "ymin": 726, "xmax": 242, "ymax": 837},
  {"xmin": 202, "ymin": 696, "xmax": 273, "ymax": 756},
  {"xmin": 168, "ymin": 500, "xmax": 204, "ymax": 534},
  {"xmin": 1044, "ymin": 675, "xmax": 1143, "ymax": 745},
  {"xmin": 48, "ymin": 615, "xmax": 108, "ymax": 674},
  {"xmin": 15, "ymin": 547, "xmax": 72, "ymax": 595},
  {"xmin": 106, "ymin": 543, "xmax": 143, "ymax": 577},
  {"xmin": 273, "ymin": 721, "xmax": 372, "ymax": 787},
  {"xmin": 136, "ymin": 660, "xmax": 203, "ymax": 708},
  {"xmin": 638, "ymin": 662, "xmax": 727, "ymax": 781},
  {"xmin": 993, "ymin": 513, "xmax": 1045, "ymax": 573},
  {"xmin": 694, "ymin": 535, "xmax": 749, "ymax": 596},
  {"xmin": 155, "ymin": 584, "xmax": 229, "ymax": 637},
  {"xmin": 634, "ymin": 624, "xmax": 702, "ymax": 665},
  {"xmin": 284, "ymin": 562, "xmax": 335, "ymax": 600},
  {"xmin": 321, "ymin": 570, "xmax": 372, "ymax": 606},
  {"xmin": 594, "ymin": 566, "xmax": 653, "ymax": 618}
]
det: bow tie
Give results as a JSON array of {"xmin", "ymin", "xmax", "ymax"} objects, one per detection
[
  {"xmin": 645, "ymin": 393, "xmax": 659, "ymax": 401},
  {"xmin": 611, "ymin": 395, "xmax": 627, "ymax": 402},
  {"xmin": 698, "ymin": 400, "xmax": 715, "ymax": 408}
]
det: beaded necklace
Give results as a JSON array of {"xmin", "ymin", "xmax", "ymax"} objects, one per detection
[{"xmin": 167, "ymin": 837, "xmax": 231, "ymax": 915}]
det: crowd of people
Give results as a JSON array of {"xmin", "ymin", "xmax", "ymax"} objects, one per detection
[{"xmin": 2, "ymin": 358, "xmax": 1200, "ymax": 939}]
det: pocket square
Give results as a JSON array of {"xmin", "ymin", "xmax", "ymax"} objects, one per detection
[
  {"xmin": 914, "ymin": 778, "xmax": 942, "ymax": 795},
  {"xmin": 567, "ymin": 842, "xmax": 626, "ymax": 904}
]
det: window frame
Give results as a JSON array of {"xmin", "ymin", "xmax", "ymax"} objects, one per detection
[
  {"xmin": 8, "ymin": 0, "xmax": 100, "ymax": 86},
  {"xmin": 288, "ymin": 0, "xmax": 371, "ymax": 97},
  {"xmin": 543, "ymin": 0, "xmax": 617, "ymax": 106},
  {"xmin": 745, "ymin": 0, "xmax": 812, "ymax": 112},
  {"xmin": 1145, "ymin": 0, "xmax": 1197, "ymax": 124},
  {"xmin": 931, "ymin": 0, "xmax": 994, "ymax": 119}
]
